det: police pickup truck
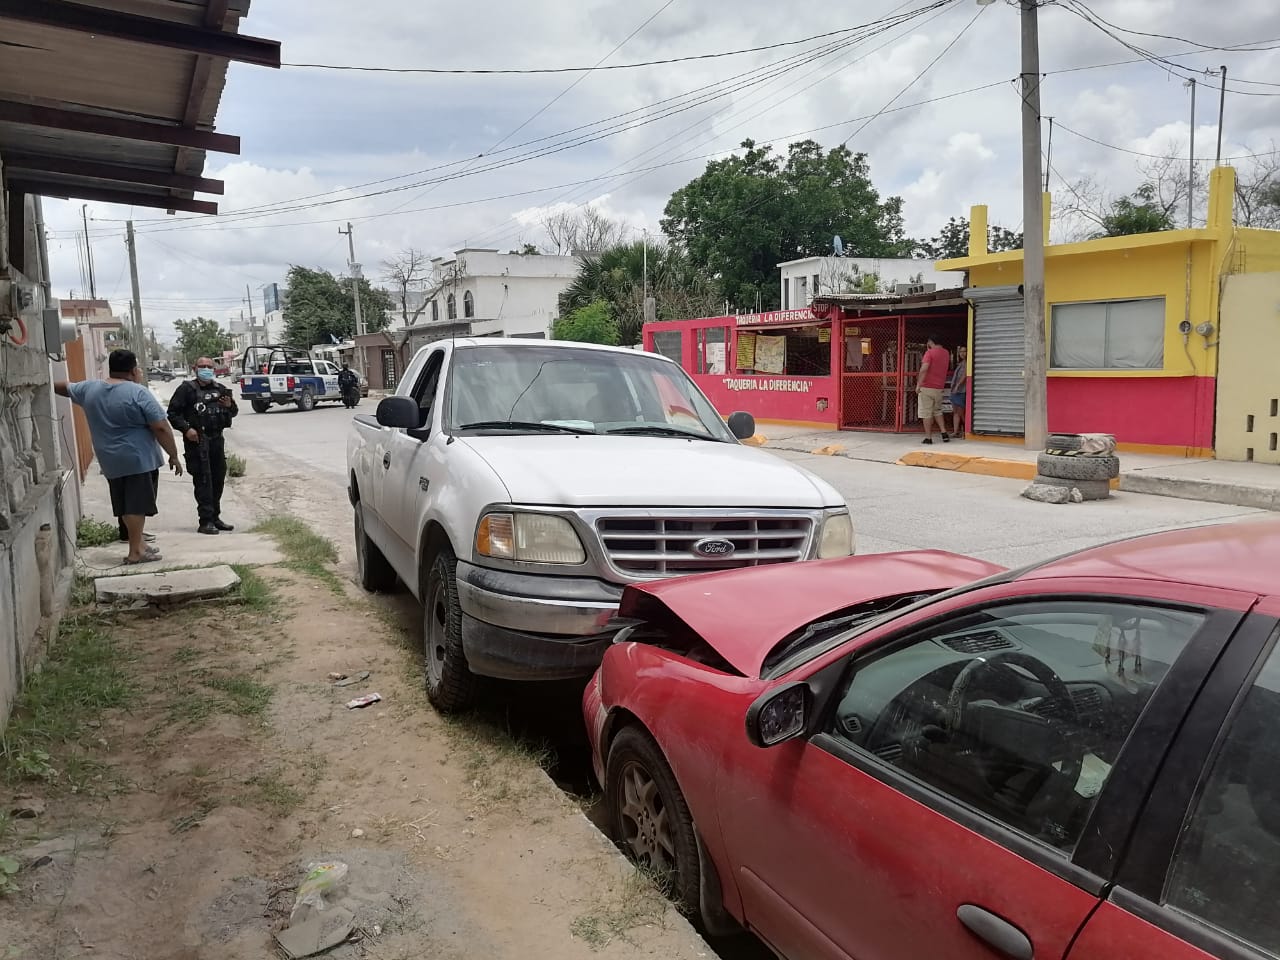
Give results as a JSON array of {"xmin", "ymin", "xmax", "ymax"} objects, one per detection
[
  {"xmin": 239, "ymin": 345, "xmax": 345, "ymax": 413},
  {"xmin": 346, "ymin": 337, "xmax": 856, "ymax": 713}
]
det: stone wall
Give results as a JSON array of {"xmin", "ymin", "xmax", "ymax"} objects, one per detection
[{"xmin": 1, "ymin": 171, "xmax": 78, "ymax": 728}]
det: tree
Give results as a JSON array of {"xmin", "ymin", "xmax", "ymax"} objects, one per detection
[
  {"xmin": 541, "ymin": 206, "xmax": 625, "ymax": 255},
  {"xmin": 559, "ymin": 240, "xmax": 720, "ymax": 346},
  {"xmin": 1234, "ymin": 145, "xmax": 1280, "ymax": 229},
  {"xmin": 913, "ymin": 217, "xmax": 1023, "ymax": 260},
  {"xmin": 508, "ymin": 243, "xmax": 541, "ymax": 255},
  {"xmin": 552, "ymin": 301, "xmax": 619, "ymax": 345},
  {"xmin": 382, "ymin": 247, "xmax": 432, "ymax": 326},
  {"xmin": 1095, "ymin": 182, "xmax": 1177, "ymax": 237},
  {"xmin": 661, "ymin": 139, "xmax": 908, "ymax": 311},
  {"xmin": 173, "ymin": 317, "xmax": 231, "ymax": 363},
  {"xmin": 281, "ymin": 265, "xmax": 393, "ymax": 349}
]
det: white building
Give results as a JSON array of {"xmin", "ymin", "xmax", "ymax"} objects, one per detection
[
  {"xmin": 778, "ymin": 256, "xmax": 964, "ymax": 311},
  {"xmin": 418, "ymin": 248, "xmax": 581, "ymax": 339}
]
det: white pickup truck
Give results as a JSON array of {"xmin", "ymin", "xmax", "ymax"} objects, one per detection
[{"xmin": 346, "ymin": 338, "xmax": 854, "ymax": 712}]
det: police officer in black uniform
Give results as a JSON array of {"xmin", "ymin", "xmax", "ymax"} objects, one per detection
[
  {"xmin": 337, "ymin": 362, "xmax": 360, "ymax": 406},
  {"xmin": 167, "ymin": 356, "xmax": 238, "ymax": 535}
]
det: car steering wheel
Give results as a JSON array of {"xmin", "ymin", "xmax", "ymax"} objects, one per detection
[{"xmin": 943, "ymin": 651, "xmax": 1086, "ymax": 830}]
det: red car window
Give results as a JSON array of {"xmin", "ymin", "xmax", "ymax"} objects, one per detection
[{"xmin": 827, "ymin": 599, "xmax": 1205, "ymax": 853}]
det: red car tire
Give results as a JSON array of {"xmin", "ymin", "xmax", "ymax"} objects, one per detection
[{"xmin": 606, "ymin": 726, "xmax": 700, "ymax": 914}]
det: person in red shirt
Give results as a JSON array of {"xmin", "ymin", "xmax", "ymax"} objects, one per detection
[{"xmin": 917, "ymin": 334, "xmax": 951, "ymax": 444}]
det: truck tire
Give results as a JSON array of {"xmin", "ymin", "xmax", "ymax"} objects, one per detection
[
  {"xmin": 1037, "ymin": 452, "xmax": 1120, "ymax": 481},
  {"xmin": 1032, "ymin": 475, "xmax": 1112, "ymax": 500},
  {"xmin": 296, "ymin": 387, "xmax": 316, "ymax": 412},
  {"xmin": 421, "ymin": 548, "xmax": 477, "ymax": 714},
  {"xmin": 354, "ymin": 502, "xmax": 397, "ymax": 593},
  {"xmin": 250, "ymin": 398, "xmax": 270, "ymax": 414}
]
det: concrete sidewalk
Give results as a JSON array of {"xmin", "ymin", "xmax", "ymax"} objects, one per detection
[
  {"xmin": 754, "ymin": 424, "xmax": 1280, "ymax": 511},
  {"xmin": 77, "ymin": 463, "xmax": 282, "ymax": 577}
]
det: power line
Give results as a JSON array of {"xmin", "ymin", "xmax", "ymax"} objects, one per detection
[
  {"xmin": 1049, "ymin": 1, "xmax": 1280, "ymax": 55},
  {"xmin": 1052, "ymin": 121, "xmax": 1280, "ymax": 163},
  {"xmin": 280, "ymin": 21, "xmax": 915, "ymax": 74}
]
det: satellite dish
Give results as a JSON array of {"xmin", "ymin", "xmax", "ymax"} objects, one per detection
[{"xmin": 833, "ymin": 235, "xmax": 845, "ymax": 256}]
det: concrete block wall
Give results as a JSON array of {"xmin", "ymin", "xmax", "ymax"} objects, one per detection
[{"xmin": 1, "ymin": 183, "xmax": 78, "ymax": 729}]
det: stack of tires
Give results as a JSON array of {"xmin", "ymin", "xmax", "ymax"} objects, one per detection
[{"xmin": 1030, "ymin": 433, "xmax": 1118, "ymax": 502}]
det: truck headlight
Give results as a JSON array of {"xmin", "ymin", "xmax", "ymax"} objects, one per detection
[
  {"xmin": 475, "ymin": 512, "xmax": 587, "ymax": 565},
  {"xmin": 817, "ymin": 510, "xmax": 855, "ymax": 559}
]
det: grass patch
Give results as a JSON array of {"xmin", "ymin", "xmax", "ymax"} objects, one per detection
[
  {"xmin": 230, "ymin": 564, "xmax": 275, "ymax": 611},
  {"xmin": 204, "ymin": 675, "xmax": 273, "ymax": 718},
  {"xmin": 70, "ymin": 573, "xmax": 96, "ymax": 608},
  {"xmin": 1, "ymin": 619, "xmax": 134, "ymax": 785},
  {"xmin": 76, "ymin": 516, "xmax": 118, "ymax": 548},
  {"xmin": 570, "ymin": 868, "xmax": 670, "ymax": 950},
  {"xmin": 443, "ymin": 714, "xmax": 552, "ymax": 809},
  {"xmin": 225, "ymin": 452, "xmax": 247, "ymax": 478},
  {"xmin": 245, "ymin": 770, "xmax": 303, "ymax": 816},
  {"xmin": 251, "ymin": 516, "xmax": 344, "ymax": 593}
]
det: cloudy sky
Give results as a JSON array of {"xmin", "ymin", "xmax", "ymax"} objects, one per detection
[{"xmin": 39, "ymin": 0, "xmax": 1280, "ymax": 342}]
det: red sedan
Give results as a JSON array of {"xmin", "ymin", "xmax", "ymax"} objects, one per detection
[{"xmin": 584, "ymin": 520, "xmax": 1280, "ymax": 960}]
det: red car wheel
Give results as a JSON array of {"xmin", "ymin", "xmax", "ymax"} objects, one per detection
[{"xmin": 606, "ymin": 727, "xmax": 700, "ymax": 913}]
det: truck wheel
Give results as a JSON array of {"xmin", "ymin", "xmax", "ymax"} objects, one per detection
[
  {"xmin": 354, "ymin": 502, "xmax": 397, "ymax": 592},
  {"xmin": 422, "ymin": 548, "xmax": 477, "ymax": 714},
  {"xmin": 250, "ymin": 398, "xmax": 270, "ymax": 414},
  {"xmin": 296, "ymin": 387, "xmax": 316, "ymax": 412}
]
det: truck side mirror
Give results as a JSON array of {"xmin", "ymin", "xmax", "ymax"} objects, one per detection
[
  {"xmin": 376, "ymin": 396, "xmax": 424, "ymax": 430},
  {"xmin": 727, "ymin": 411, "xmax": 756, "ymax": 440}
]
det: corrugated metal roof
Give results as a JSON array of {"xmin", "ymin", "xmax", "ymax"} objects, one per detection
[{"xmin": 0, "ymin": 0, "xmax": 276, "ymax": 214}]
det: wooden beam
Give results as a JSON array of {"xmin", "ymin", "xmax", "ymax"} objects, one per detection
[
  {"xmin": 4, "ymin": 152, "xmax": 224, "ymax": 194},
  {"xmin": 0, "ymin": 100, "xmax": 240, "ymax": 154},
  {"xmin": 0, "ymin": 0, "xmax": 281, "ymax": 68},
  {"xmin": 6, "ymin": 186, "xmax": 27, "ymax": 275},
  {"xmin": 6, "ymin": 178, "xmax": 218, "ymax": 215}
]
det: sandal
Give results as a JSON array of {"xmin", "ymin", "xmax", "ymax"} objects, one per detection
[{"xmin": 123, "ymin": 548, "xmax": 162, "ymax": 565}]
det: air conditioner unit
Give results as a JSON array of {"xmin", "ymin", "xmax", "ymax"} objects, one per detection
[{"xmin": 895, "ymin": 282, "xmax": 937, "ymax": 296}]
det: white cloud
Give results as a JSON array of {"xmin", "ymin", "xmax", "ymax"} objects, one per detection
[{"xmin": 35, "ymin": 0, "xmax": 1280, "ymax": 337}]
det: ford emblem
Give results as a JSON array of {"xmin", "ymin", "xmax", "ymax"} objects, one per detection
[{"xmin": 692, "ymin": 537, "xmax": 736, "ymax": 558}]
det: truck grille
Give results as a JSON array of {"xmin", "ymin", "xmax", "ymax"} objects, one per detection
[{"xmin": 595, "ymin": 515, "xmax": 813, "ymax": 577}]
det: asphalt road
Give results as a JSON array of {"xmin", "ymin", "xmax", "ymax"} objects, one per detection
[{"xmin": 219, "ymin": 394, "xmax": 1266, "ymax": 570}]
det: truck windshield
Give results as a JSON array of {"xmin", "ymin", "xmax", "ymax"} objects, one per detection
[{"xmin": 449, "ymin": 345, "xmax": 734, "ymax": 441}]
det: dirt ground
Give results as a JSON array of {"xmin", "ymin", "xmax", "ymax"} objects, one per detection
[{"xmin": 0, "ymin": 558, "xmax": 711, "ymax": 960}]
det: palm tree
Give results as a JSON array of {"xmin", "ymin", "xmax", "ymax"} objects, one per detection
[{"xmin": 559, "ymin": 240, "xmax": 720, "ymax": 345}]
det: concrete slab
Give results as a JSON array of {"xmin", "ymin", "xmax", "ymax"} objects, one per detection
[{"xmin": 94, "ymin": 565, "xmax": 240, "ymax": 604}]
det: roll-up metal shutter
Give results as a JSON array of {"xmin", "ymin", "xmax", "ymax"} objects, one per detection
[{"xmin": 966, "ymin": 285, "xmax": 1025, "ymax": 436}]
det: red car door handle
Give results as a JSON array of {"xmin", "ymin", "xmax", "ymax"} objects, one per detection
[{"xmin": 956, "ymin": 905, "xmax": 1033, "ymax": 960}]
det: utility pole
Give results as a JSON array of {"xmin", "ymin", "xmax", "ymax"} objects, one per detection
[
  {"xmin": 339, "ymin": 222, "xmax": 365, "ymax": 338},
  {"xmin": 82, "ymin": 204, "xmax": 97, "ymax": 299},
  {"xmin": 245, "ymin": 283, "xmax": 257, "ymax": 349},
  {"xmin": 125, "ymin": 220, "xmax": 147, "ymax": 383},
  {"xmin": 1016, "ymin": 0, "xmax": 1047, "ymax": 450},
  {"xmin": 1187, "ymin": 77, "xmax": 1197, "ymax": 229},
  {"xmin": 1216, "ymin": 66, "xmax": 1228, "ymax": 165}
]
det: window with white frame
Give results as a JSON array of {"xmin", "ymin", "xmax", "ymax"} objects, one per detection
[{"xmin": 1050, "ymin": 298, "xmax": 1165, "ymax": 370}]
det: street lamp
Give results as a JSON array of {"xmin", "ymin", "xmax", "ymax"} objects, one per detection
[{"xmin": 981, "ymin": 0, "xmax": 1047, "ymax": 450}]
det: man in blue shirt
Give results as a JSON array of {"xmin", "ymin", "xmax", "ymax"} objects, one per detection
[{"xmin": 55, "ymin": 349, "xmax": 183, "ymax": 564}]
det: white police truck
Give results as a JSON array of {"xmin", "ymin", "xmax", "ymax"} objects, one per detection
[{"xmin": 238, "ymin": 344, "xmax": 344, "ymax": 413}]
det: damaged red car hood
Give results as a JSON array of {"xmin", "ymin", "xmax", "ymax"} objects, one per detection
[{"xmin": 618, "ymin": 551, "xmax": 1006, "ymax": 677}]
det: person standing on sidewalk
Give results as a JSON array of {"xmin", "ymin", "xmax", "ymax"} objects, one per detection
[
  {"xmin": 55, "ymin": 349, "xmax": 183, "ymax": 565},
  {"xmin": 168, "ymin": 357, "xmax": 238, "ymax": 535},
  {"xmin": 948, "ymin": 343, "xmax": 969, "ymax": 439},
  {"xmin": 916, "ymin": 334, "xmax": 951, "ymax": 445}
]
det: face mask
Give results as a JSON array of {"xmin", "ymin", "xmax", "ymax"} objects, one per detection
[{"xmin": 196, "ymin": 368, "xmax": 215, "ymax": 382}]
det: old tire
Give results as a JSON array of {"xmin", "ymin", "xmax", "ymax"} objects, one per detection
[
  {"xmin": 296, "ymin": 387, "xmax": 316, "ymax": 412},
  {"xmin": 1037, "ymin": 452, "xmax": 1120, "ymax": 481},
  {"xmin": 250, "ymin": 398, "xmax": 270, "ymax": 414},
  {"xmin": 606, "ymin": 726, "xmax": 700, "ymax": 915},
  {"xmin": 421, "ymin": 548, "xmax": 477, "ymax": 714},
  {"xmin": 1045, "ymin": 433, "xmax": 1086, "ymax": 453},
  {"xmin": 1032, "ymin": 476, "xmax": 1112, "ymax": 500},
  {"xmin": 354, "ymin": 502, "xmax": 397, "ymax": 593}
]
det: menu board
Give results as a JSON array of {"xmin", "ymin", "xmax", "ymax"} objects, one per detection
[
  {"xmin": 737, "ymin": 331, "xmax": 757, "ymax": 369},
  {"xmin": 755, "ymin": 335, "xmax": 785, "ymax": 374}
]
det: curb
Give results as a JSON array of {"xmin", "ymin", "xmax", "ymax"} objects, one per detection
[{"xmin": 1120, "ymin": 474, "xmax": 1280, "ymax": 511}]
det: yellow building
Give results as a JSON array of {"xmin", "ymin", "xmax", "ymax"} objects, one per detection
[{"xmin": 939, "ymin": 167, "xmax": 1280, "ymax": 459}]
